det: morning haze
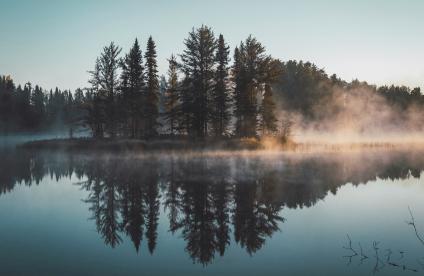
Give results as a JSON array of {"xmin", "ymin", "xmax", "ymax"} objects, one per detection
[{"xmin": 1, "ymin": 2, "xmax": 424, "ymax": 276}]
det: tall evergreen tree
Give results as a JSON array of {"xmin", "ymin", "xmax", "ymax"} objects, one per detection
[
  {"xmin": 232, "ymin": 46, "xmax": 246, "ymax": 137},
  {"xmin": 232, "ymin": 36, "xmax": 277, "ymax": 137},
  {"xmin": 100, "ymin": 42, "xmax": 122, "ymax": 137},
  {"xmin": 259, "ymin": 84, "xmax": 278, "ymax": 135},
  {"xmin": 121, "ymin": 38, "xmax": 145, "ymax": 138},
  {"xmin": 164, "ymin": 55, "xmax": 180, "ymax": 136},
  {"xmin": 144, "ymin": 36, "xmax": 160, "ymax": 138},
  {"xmin": 180, "ymin": 25, "xmax": 217, "ymax": 138},
  {"xmin": 88, "ymin": 42, "xmax": 122, "ymax": 138},
  {"xmin": 211, "ymin": 34, "xmax": 231, "ymax": 137},
  {"xmin": 20, "ymin": 82, "xmax": 32, "ymax": 129},
  {"xmin": 0, "ymin": 76, "xmax": 15, "ymax": 134},
  {"xmin": 31, "ymin": 85, "xmax": 45, "ymax": 129},
  {"xmin": 87, "ymin": 58, "xmax": 106, "ymax": 138}
]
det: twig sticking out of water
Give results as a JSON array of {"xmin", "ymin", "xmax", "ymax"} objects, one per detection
[
  {"xmin": 386, "ymin": 261, "xmax": 418, "ymax": 273},
  {"xmin": 359, "ymin": 242, "xmax": 369, "ymax": 262},
  {"xmin": 343, "ymin": 234, "xmax": 358, "ymax": 265},
  {"xmin": 343, "ymin": 234, "xmax": 358, "ymax": 255},
  {"xmin": 406, "ymin": 206, "xmax": 424, "ymax": 246},
  {"xmin": 385, "ymin": 249, "xmax": 419, "ymax": 273},
  {"xmin": 372, "ymin": 241, "xmax": 385, "ymax": 274}
]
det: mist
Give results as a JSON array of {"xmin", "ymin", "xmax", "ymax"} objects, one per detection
[{"xmin": 274, "ymin": 61, "xmax": 424, "ymax": 145}]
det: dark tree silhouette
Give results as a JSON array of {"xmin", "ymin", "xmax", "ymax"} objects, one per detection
[
  {"xmin": 144, "ymin": 36, "xmax": 160, "ymax": 138},
  {"xmin": 2, "ymin": 25, "xmax": 424, "ymax": 140},
  {"xmin": 259, "ymin": 83, "xmax": 278, "ymax": 135},
  {"xmin": 232, "ymin": 36, "xmax": 278, "ymax": 137},
  {"xmin": 120, "ymin": 38, "xmax": 145, "ymax": 138},
  {"xmin": 180, "ymin": 25, "xmax": 217, "ymax": 138},
  {"xmin": 163, "ymin": 55, "xmax": 180, "ymax": 136},
  {"xmin": 211, "ymin": 34, "xmax": 231, "ymax": 137}
]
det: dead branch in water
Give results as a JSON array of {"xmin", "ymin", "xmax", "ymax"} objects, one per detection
[
  {"xmin": 342, "ymin": 208, "xmax": 424, "ymax": 273},
  {"xmin": 343, "ymin": 234, "xmax": 358, "ymax": 255},
  {"xmin": 359, "ymin": 242, "xmax": 369, "ymax": 261},
  {"xmin": 342, "ymin": 234, "xmax": 358, "ymax": 265},
  {"xmin": 372, "ymin": 241, "xmax": 385, "ymax": 274},
  {"xmin": 406, "ymin": 206, "xmax": 424, "ymax": 246}
]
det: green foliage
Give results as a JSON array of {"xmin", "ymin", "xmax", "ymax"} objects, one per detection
[
  {"xmin": 87, "ymin": 42, "xmax": 122, "ymax": 138},
  {"xmin": 259, "ymin": 84, "xmax": 278, "ymax": 135},
  {"xmin": 120, "ymin": 38, "xmax": 145, "ymax": 138},
  {"xmin": 0, "ymin": 76, "xmax": 82, "ymax": 135},
  {"xmin": 164, "ymin": 55, "xmax": 180, "ymax": 135},
  {"xmin": 211, "ymin": 34, "xmax": 231, "ymax": 137},
  {"xmin": 232, "ymin": 36, "xmax": 279, "ymax": 137},
  {"xmin": 3, "ymin": 25, "xmax": 423, "ymax": 140},
  {"xmin": 180, "ymin": 25, "xmax": 217, "ymax": 138},
  {"xmin": 144, "ymin": 36, "xmax": 160, "ymax": 138}
]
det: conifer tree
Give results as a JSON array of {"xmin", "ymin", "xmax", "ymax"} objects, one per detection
[
  {"xmin": 259, "ymin": 84, "xmax": 278, "ymax": 135},
  {"xmin": 164, "ymin": 55, "xmax": 180, "ymax": 136},
  {"xmin": 31, "ymin": 85, "xmax": 45, "ymax": 129},
  {"xmin": 0, "ymin": 76, "xmax": 15, "ymax": 134},
  {"xmin": 232, "ymin": 46, "xmax": 245, "ymax": 136},
  {"xmin": 88, "ymin": 42, "xmax": 122, "ymax": 138},
  {"xmin": 20, "ymin": 82, "xmax": 32, "ymax": 129},
  {"xmin": 144, "ymin": 36, "xmax": 160, "ymax": 138},
  {"xmin": 233, "ymin": 36, "xmax": 276, "ymax": 137},
  {"xmin": 87, "ymin": 58, "xmax": 106, "ymax": 138},
  {"xmin": 100, "ymin": 42, "xmax": 122, "ymax": 137},
  {"xmin": 179, "ymin": 74, "xmax": 195, "ymax": 136},
  {"xmin": 180, "ymin": 25, "xmax": 217, "ymax": 138},
  {"xmin": 211, "ymin": 34, "xmax": 231, "ymax": 137},
  {"xmin": 121, "ymin": 38, "xmax": 145, "ymax": 138}
]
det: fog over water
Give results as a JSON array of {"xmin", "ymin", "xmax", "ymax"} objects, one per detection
[{"xmin": 1, "ymin": 148, "xmax": 424, "ymax": 275}]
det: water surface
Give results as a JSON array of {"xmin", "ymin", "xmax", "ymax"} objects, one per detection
[{"xmin": 1, "ymin": 149, "xmax": 424, "ymax": 275}]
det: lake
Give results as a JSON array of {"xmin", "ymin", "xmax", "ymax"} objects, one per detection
[{"xmin": 0, "ymin": 148, "xmax": 424, "ymax": 275}]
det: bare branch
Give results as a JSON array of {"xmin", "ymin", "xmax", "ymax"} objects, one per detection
[{"xmin": 406, "ymin": 206, "xmax": 424, "ymax": 246}]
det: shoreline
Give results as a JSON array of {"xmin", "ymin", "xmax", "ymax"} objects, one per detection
[
  {"xmin": 17, "ymin": 137, "xmax": 264, "ymax": 152},
  {"xmin": 16, "ymin": 137, "xmax": 422, "ymax": 153}
]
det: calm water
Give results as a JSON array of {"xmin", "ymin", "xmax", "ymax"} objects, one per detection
[{"xmin": 1, "ymin": 149, "xmax": 424, "ymax": 275}]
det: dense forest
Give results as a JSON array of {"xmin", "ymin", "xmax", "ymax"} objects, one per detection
[{"xmin": 1, "ymin": 25, "xmax": 423, "ymax": 139}]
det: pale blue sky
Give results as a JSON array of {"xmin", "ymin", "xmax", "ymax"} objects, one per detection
[{"xmin": 0, "ymin": 0, "xmax": 423, "ymax": 90}]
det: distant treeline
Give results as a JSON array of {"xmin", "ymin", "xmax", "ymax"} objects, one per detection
[
  {"xmin": 274, "ymin": 61, "xmax": 423, "ymax": 132},
  {"xmin": 0, "ymin": 76, "xmax": 82, "ymax": 135},
  {"xmin": 1, "ymin": 25, "xmax": 423, "ymax": 138}
]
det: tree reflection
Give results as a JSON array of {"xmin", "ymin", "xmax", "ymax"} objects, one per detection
[{"xmin": 3, "ymin": 149, "xmax": 424, "ymax": 265}]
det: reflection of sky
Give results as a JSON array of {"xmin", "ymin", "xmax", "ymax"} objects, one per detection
[
  {"xmin": 1, "ymin": 0, "xmax": 423, "ymax": 90},
  {"xmin": 0, "ymin": 173, "xmax": 423, "ymax": 275}
]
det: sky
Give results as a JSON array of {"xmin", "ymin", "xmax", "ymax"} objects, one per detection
[{"xmin": 0, "ymin": 0, "xmax": 423, "ymax": 91}]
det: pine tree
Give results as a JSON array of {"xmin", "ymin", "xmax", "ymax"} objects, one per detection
[
  {"xmin": 232, "ymin": 46, "xmax": 245, "ymax": 137},
  {"xmin": 31, "ymin": 85, "xmax": 45, "ymax": 129},
  {"xmin": 144, "ymin": 36, "xmax": 160, "ymax": 138},
  {"xmin": 0, "ymin": 76, "xmax": 15, "ymax": 134},
  {"xmin": 87, "ymin": 58, "xmax": 106, "ymax": 138},
  {"xmin": 211, "ymin": 34, "xmax": 231, "ymax": 137},
  {"xmin": 100, "ymin": 42, "xmax": 122, "ymax": 137},
  {"xmin": 179, "ymin": 74, "xmax": 194, "ymax": 136},
  {"xmin": 164, "ymin": 55, "xmax": 180, "ymax": 136},
  {"xmin": 180, "ymin": 25, "xmax": 217, "ymax": 138},
  {"xmin": 259, "ymin": 84, "xmax": 278, "ymax": 135},
  {"xmin": 121, "ymin": 38, "xmax": 145, "ymax": 138},
  {"xmin": 232, "ymin": 36, "xmax": 277, "ymax": 137},
  {"xmin": 20, "ymin": 82, "xmax": 32, "ymax": 129},
  {"xmin": 87, "ymin": 42, "xmax": 122, "ymax": 138}
]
